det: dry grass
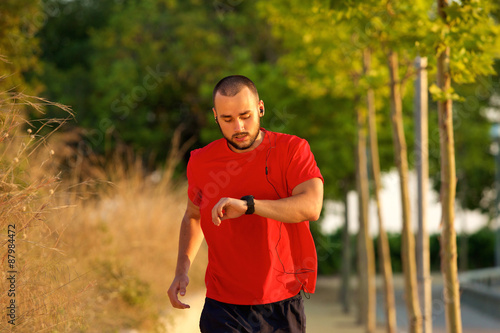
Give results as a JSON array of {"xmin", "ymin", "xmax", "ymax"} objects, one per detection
[
  {"xmin": 48, "ymin": 160, "xmax": 208, "ymax": 332},
  {"xmin": 0, "ymin": 90, "xmax": 207, "ymax": 331}
]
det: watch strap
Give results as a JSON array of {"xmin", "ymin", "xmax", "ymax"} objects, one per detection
[{"xmin": 240, "ymin": 195, "xmax": 255, "ymax": 215}]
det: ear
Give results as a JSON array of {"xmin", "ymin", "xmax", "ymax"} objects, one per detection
[
  {"xmin": 258, "ymin": 100, "xmax": 265, "ymax": 117},
  {"xmin": 212, "ymin": 107, "xmax": 217, "ymax": 119}
]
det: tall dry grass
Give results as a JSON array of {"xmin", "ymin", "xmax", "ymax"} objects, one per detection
[
  {"xmin": 49, "ymin": 157, "xmax": 208, "ymax": 332},
  {"xmin": 1, "ymin": 90, "xmax": 207, "ymax": 331},
  {"xmin": 0, "ymin": 90, "xmax": 85, "ymax": 332}
]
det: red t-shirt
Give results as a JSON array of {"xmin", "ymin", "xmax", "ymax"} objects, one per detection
[{"xmin": 187, "ymin": 129, "xmax": 323, "ymax": 305}]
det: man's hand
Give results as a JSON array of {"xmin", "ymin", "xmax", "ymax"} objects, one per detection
[
  {"xmin": 211, "ymin": 197, "xmax": 247, "ymax": 226},
  {"xmin": 167, "ymin": 274, "xmax": 191, "ymax": 309}
]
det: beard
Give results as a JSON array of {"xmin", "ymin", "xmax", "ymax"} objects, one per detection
[{"xmin": 217, "ymin": 122, "xmax": 261, "ymax": 151}]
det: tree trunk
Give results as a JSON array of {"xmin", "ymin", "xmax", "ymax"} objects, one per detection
[
  {"xmin": 356, "ymin": 95, "xmax": 376, "ymax": 333},
  {"xmin": 365, "ymin": 48, "xmax": 397, "ymax": 333},
  {"xmin": 458, "ymin": 175, "xmax": 468, "ymax": 272},
  {"xmin": 356, "ymin": 162, "xmax": 367, "ymax": 326},
  {"xmin": 414, "ymin": 56, "xmax": 432, "ymax": 333},
  {"xmin": 437, "ymin": 1, "xmax": 463, "ymax": 332},
  {"xmin": 341, "ymin": 190, "xmax": 351, "ymax": 313},
  {"xmin": 387, "ymin": 50, "xmax": 422, "ymax": 333}
]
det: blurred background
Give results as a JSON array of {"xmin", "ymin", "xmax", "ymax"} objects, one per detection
[{"xmin": 1, "ymin": 0, "xmax": 500, "ymax": 332}]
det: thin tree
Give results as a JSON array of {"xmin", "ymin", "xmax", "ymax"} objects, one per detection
[
  {"xmin": 436, "ymin": 1, "xmax": 462, "ymax": 332},
  {"xmin": 414, "ymin": 56, "xmax": 432, "ymax": 333},
  {"xmin": 355, "ymin": 89, "xmax": 376, "ymax": 333},
  {"xmin": 387, "ymin": 49, "xmax": 422, "ymax": 333},
  {"xmin": 365, "ymin": 48, "xmax": 397, "ymax": 333},
  {"xmin": 341, "ymin": 187, "xmax": 351, "ymax": 313}
]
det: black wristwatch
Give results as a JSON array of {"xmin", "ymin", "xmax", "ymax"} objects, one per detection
[{"xmin": 240, "ymin": 195, "xmax": 255, "ymax": 215}]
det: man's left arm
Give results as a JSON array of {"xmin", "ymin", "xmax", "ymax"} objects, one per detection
[{"xmin": 211, "ymin": 177, "xmax": 323, "ymax": 225}]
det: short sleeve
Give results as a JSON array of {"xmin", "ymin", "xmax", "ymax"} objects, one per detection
[
  {"xmin": 286, "ymin": 138, "xmax": 324, "ymax": 193},
  {"xmin": 187, "ymin": 151, "xmax": 202, "ymax": 206}
]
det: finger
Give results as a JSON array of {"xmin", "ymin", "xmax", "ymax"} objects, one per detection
[
  {"xmin": 177, "ymin": 281, "xmax": 191, "ymax": 308},
  {"xmin": 218, "ymin": 204, "xmax": 225, "ymax": 219},
  {"xmin": 211, "ymin": 202, "xmax": 218, "ymax": 224},
  {"xmin": 220, "ymin": 209, "xmax": 229, "ymax": 221},
  {"xmin": 168, "ymin": 290, "xmax": 180, "ymax": 308},
  {"xmin": 212, "ymin": 199, "xmax": 224, "ymax": 226},
  {"xmin": 168, "ymin": 287, "xmax": 190, "ymax": 309},
  {"xmin": 179, "ymin": 302, "xmax": 191, "ymax": 309},
  {"xmin": 212, "ymin": 204, "xmax": 220, "ymax": 225},
  {"xmin": 179, "ymin": 280, "xmax": 187, "ymax": 297},
  {"xmin": 174, "ymin": 295, "xmax": 191, "ymax": 309},
  {"xmin": 172, "ymin": 297, "xmax": 191, "ymax": 309}
]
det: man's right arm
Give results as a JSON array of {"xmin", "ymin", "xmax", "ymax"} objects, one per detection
[{"xmin": 167, "ymin": 198, "xmax": 203, "ymax": 309}]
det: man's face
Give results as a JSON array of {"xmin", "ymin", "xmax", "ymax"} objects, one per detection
[{"xmin": 213, "ymin": 87, "xmax": 264, "ymax": 153}]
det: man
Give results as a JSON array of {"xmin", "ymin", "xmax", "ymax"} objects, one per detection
[{"xmin": 167, "ymin": 75, "xmax": 323, "ymax": 332}]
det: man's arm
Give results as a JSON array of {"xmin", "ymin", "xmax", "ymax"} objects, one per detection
[
  {"xmin": 168, "ymin": 198, "xmax": 204, "ymax": 309},
  {"xmin": 211, "ymin": 177, "xmax": 323, "ymax": 225}
]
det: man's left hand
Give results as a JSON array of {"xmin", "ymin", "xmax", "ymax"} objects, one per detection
[{"xmin": 211, "ymin": 197, "xmax": 247, "ymax": 226}]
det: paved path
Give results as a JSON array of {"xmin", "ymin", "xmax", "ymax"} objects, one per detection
[
  {"xmin": 304, "ymin": 276, "xmax": 385, "ymax": 333},
  {"xmin": 375, "ymin": 286, "xmax": 500, "ymax": 332},
  {"xmin": 306, "ymin": 275, "xmax": 500, "ymax": 333}
]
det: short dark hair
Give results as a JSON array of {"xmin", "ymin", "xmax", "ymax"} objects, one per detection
[{"xmin": 213, "ymin": 75, "xmax": 259, "ymax": 106}]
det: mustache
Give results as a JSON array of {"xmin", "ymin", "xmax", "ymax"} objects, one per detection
[{"xmin": 232, "ymin": 132, "xmax": 249, "ymax": 139}]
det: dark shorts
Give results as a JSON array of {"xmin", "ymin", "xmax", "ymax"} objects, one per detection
[{"xmin": 199, "ymin": 293, "xmax": 306, "ymax": 333}]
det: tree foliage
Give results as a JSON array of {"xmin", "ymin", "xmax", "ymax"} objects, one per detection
[
  {"xmin": 17, "ymin": 0, "xmax": 500, "ymax": 211},
  {"xmin": 0, "ymin": 0, "xmax": 43, "ymax": 91}
]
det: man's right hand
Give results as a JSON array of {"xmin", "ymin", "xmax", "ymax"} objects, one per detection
[{"xmin": 168, "ymin": 274, "xmax": 191, "ymax": 309}]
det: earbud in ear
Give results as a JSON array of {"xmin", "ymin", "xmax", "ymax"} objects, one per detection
[{"xmin": 259, "ymin": 108, "xmax": 264, "ymax": 115}]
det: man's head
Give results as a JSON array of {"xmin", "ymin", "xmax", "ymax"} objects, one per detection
[
  {"xmin": 212, "ymin": 75, "xmax": 259, "ymax": 106},
  {"xmin": 212, "ymin": 75, "xmax": 265, "ymax": 153}
]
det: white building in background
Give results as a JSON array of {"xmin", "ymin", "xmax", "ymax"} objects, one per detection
[{"xmin": 321, "ymin": 170, "xmax": 488, "ymax": 236}]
